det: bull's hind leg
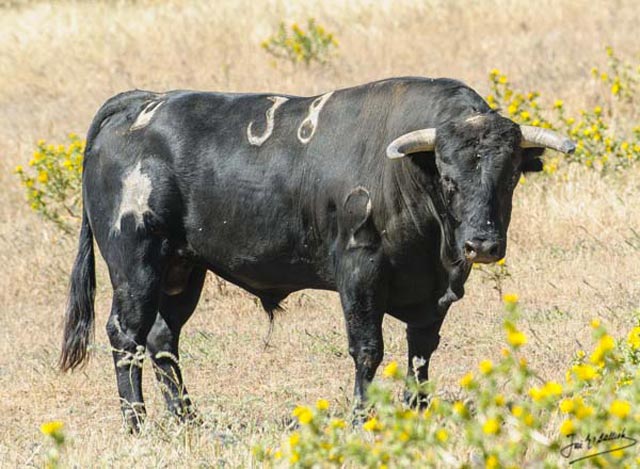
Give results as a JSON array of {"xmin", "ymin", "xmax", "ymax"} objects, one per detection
[
  {"xmin": 105, "ymin": 236, "xmax": 165, "ymax": 433},
  {"xmin": 146, "ymin": 266, "xmax": 206, "ymax": 421}
]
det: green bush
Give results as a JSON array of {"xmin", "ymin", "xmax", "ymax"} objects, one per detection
[
  {"xmin": 486, "ymin": 47, "xmax": 640, "ymax": 173},
  {"xmin": 256, "ymin": 297, "xmax": 640, "ymax": 467},
  {"xmin": 261, "ymin": 18, "xmax": 338, "ymax": 66},
  {"xmin": 15, "ymin": 134, "xmax": 84, "ymax": 234}
]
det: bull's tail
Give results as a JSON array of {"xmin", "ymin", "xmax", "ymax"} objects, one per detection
[
  {"xmin": 60, "ymin": 207, "xmax": 96, "ymax": 371},
  {"xmin": 59, "ymin": 90, "xmax": 157, "ymax": 371}
]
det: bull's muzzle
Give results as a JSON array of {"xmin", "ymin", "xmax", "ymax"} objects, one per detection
[{"xmin": 464, "ymin": 238, "xmax": 501, "ymax": 264}]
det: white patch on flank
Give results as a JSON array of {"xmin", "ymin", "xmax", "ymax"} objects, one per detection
[
  {"xmin": 130, "ymin": 100, "xmax": 164, "ymax": 131},
  {"xmin": 297, "ymin": 91, "xmax": 334, "ymax": 144},
  {"xmin": 113, "ymin": 162, "xmax": 154, "ymax": 233},
  {"xmin": 247, "ymin": 96, "xmax": 289, "ymax": 146}
]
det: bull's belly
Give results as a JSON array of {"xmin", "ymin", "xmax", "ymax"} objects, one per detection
[{"xmin": 186, "ymin": 230, "xmax": 334, "ymax": 292}]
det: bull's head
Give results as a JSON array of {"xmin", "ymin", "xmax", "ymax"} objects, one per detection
[{"xmin": 386, "ymin": 113, "xmax": 575, "ymax": 264}]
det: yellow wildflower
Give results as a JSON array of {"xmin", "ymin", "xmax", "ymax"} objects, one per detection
[
  {"xmin": 553, "ymin": 99, "xmax": 564, "ymax": 109},
  {"xmin": 507, "ymin": 330, "xmax": 527, "ymax": 348},
  {"xmin": 494, "ymin": 394, "xmax": 505, "ymax": 406},
  {"xmin": 590, "ymin": 319, "xmax": 601, "ymax": 328},
  {"xmin": 511, "ymin": 405, "xmax": 524, "ymax": 418},
  {"xmin": 529, "ymin": 381, "xmax": 561, "ymax": 402},
  {"xmin": 610, "ymin": 400, "xmax": 631, "ymax": 418},
  {"xmin": 575, "ymin": 404, "xmax": 594, "ymax": 420},
  {"xmin": 382, "ymin": 361, "xmax": 399, "ymax": 378},
  {"xmin": 362, "ymin": 417, "xmax": 382, "ymax": 432},
  {"xmin": 292, "ymin": 405, "xmax": 313, "ymax": 425},
  {"xmin": 290, "ymin": 452, "xmax": 300, "ymax": 463},
  {"xmin": 37, "ymin": 171, "xmax": 49, "ymax": 183},
  {"xmin": 482, "ymin": 418, "xmax": 500, "ymax": 435},
  {"xmin": 611, "ymin": 82, "xmax": 621, "ymax": 96},
  {"xmin": 316, "ymin": 399, "xmax": 329, "ymax": 411},
  {"xmin": 590, "ymin": 334, "xmax": 615, "ymax": 366},
  {"xmin": 503, "ymin": 293, "xmax": 519, "ymax": 305},
  {"xmin": 14, "ymin": 165, "xmax": 23, "ymax": 174},
  {"xmin": 560, "ymin": 419, "xmax": 575, "ymax": 436},
  {"xmin": 330, "ymin": 418, "xmax": 346, "ymax": 429},
  {"xmin": 628, "ymin": 327, "xmax": 640, "ymax": 349},
  {"xmin": 435, "ymin": 428, "xmax": 448, "ymax": 443},
  {"xmin": 453, "ymin": 401, "xmax": 468, "ymax": 418},
  {"xmin": 289, "ymin": 431, "xmax": 300, "ymax": 447},
  {"xmin": 479, "ymin": 359, "xmax": 493, "ymax": 375},
  {"xmin": 572, "ymin": 364, "xmax": 598, "ymax": 381},
  {"xmin": 498, "ymin": 75, "xmax": 507, "ymax": 84},
  {"xmin": 559, "ymin": 398, "xmax": 574, "ymax": 414},
  {"xmin": 459, "ymin": 372, "xmax": 475, "ymax": 389},
  {"xmin": 40, "ymin": 421, "xmax": 64, "ymax": 436},
  {"xmin": 486, "ymin": 455, "xmax": 499, "ymax": 469},
  {"xmin": 524, "ymin": 413, "xmax": 535, "ymax": 427}
]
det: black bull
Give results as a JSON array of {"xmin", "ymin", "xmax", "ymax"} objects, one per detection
[{"xmin": 60, "ymin": 77, "xmax": 575, "ymax": 430}]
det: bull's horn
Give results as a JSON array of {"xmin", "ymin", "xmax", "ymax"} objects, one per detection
[
  {"xmin": 386, "ymin": 128, "xmax": 437, "ymax": 159},
  {"xmin": 520, "ymin": 126, "xmax": 576, "ymax": 154}
]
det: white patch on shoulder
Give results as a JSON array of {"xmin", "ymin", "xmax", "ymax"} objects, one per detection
[
  {"xmin": 247, "ymin": 96, "xmax": 289, "ymax": 146},
  {"xmin": 112, "ymin": 162, "xmax": 155, "ymax": 233},
  {"xmin": 130, "ymin": 100, "xmax": 164, "ymax": 131},
  {"xmin": 297, "ymin": 91, "xmax": 334, "ymax": 144}
]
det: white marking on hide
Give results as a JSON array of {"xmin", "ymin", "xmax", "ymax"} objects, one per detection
[
  {"xmin": 247, "ymin": 96, "xmax": 289, "ymax": 146},
  {"xmin": 465, "ymin": 114, "xmax": 485, "ymax": 125},
  {"xmin": 130, "ymin": 101, "xmax": 164, "ymax": 131},
  {"xmin": 297, "ymin": 91, "xmax": 334, "ymax": 144},
  {"xmin": 113, "ymin": 162, "xmax": 155, "ymax": 233}
]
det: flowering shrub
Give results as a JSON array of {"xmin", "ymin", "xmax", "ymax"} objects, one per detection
[
  {"xmin": 261, "ymin": 18, "xmax": 338, "ymax": 66},
  {"xmin": 487, "ymin": 47, "xmax": 640, "ymax": 173},
  {"xmin": 256, "ymin": 297, "xmax": 640, "ymax": 467},
  {"xmin": 15, "ymin": 134, "xmax": 84, "ymax": 234}
]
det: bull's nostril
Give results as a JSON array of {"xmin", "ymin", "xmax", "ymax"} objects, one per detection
[
  {"xmin": 464, "ymin": 241, "xmax": 478, "ymax": 259},
  {"xmin": 488, "ymin": 243, "xmax": 499, "ymax": 257}
]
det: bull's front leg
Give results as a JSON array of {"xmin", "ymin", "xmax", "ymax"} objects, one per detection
[
  {"xmin": 336, "ymin": 186, "xmax": 387, "ymax": 416},
  {"xmin": 404, "ymin": 316, "xmax": 445, "ymax": 408},
  {"xmin": 337, "ymin": 249, "xmax": 387, "ymax": 415}
]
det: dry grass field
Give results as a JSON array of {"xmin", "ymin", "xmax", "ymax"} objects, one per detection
[{"xmin": 1, "ymin": 0, "xmax": 639, "ymax": 466}]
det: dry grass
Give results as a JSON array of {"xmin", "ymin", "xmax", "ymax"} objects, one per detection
[{"xmin": 0, "ymin": 0, "xmax": 639, "ymax": 466}]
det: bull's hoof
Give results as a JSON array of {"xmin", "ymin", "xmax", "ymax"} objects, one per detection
[
  {"xmin": 403, "ymin": 390, "xmax": 431, "ymax": 409},
  {"xmin": 122, "ymin": 403, "xmax": 147, "ymax": 435}
]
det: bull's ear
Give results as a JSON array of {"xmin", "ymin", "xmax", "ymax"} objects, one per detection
[{"xmin": 520, "ymin": 147, "xmax": 545, "ymax": 173}]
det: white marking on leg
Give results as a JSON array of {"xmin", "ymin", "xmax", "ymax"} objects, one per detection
[
  {"xmin": 247, "ymin": 96, "xmax": 289, "ymax": 146},
  {"xmin": 130, "ymin": 101, "xmax": 164, "ymax": 131},
  {"xmin": 113, "ymin": 162, "xmax": 155, "ymax": 233},
  {"xmin": 297, "ymin": 91, "xmax": 334, "ymax": 144}
]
